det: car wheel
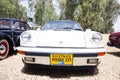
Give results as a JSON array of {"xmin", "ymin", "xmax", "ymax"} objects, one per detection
[{"xmin": 0, "ymin": 39, "xmax": 9, "ymax": 60}]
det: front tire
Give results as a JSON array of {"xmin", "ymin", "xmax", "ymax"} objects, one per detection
[{"xmin": 0, "ymin": 39, "xmax": 9, "ymax": 60}]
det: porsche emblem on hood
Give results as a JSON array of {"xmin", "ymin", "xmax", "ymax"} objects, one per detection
[{"xmin": 59, "ymin": 41, "xmax": 63, "ymax": 44}]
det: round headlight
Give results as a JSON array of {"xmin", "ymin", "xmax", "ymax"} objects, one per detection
[
  {"xmin": 21, "ymin": 32, "xmax": 31, "ymax": 42},
  {"xmin": 92, "ymin": 33, "xmax": 102, "ymax": 43}
]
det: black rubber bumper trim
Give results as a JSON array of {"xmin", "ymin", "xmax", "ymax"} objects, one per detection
[{"xmin": 25, "ymin": 52, "xmax": 97, "ymax": 57}]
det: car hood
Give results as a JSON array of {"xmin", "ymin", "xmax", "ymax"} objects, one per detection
[
  {"xmin": 36, "ymin": 30, "xmax": 86, "ymax": 48},
  {"xmin": 110, "ymin": 32, "xmax": 120, "ymax": 37}
]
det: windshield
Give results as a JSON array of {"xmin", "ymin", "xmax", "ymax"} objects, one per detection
[
  {"xmin": 0, "ymin": 20, "xmax": 11, "ymax": 28},
  {"xmin": 41, "ymin": 20, "xmax": 83, "ymax": 31},
  {"xmin": 0, "ymin": 19, "xmax": 31, "ymax": 30}
]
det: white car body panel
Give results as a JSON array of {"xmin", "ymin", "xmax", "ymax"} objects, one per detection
[
  {"xmin": 19, "ymin": 55, "xmax": 102, "ymax": 66},
  {"xmin": 17, "ymin": 46, "xmax": 105, "ymax": 53},
  {"xmin": 37, "ymin": 30, "xmax": 86, "ymax": 47},
  {"xmin": 20, "ymin": 30, "xmax": 104, "ymax": 48},
  {"xmin": 17, "ymin": 20, "xmax": 106, "ymax": 67}
]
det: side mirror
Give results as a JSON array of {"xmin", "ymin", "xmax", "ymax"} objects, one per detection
[
  {"xmin": 85, "ymin": 29, "xmax": 91, "ymax": 32},
  {"xmin": 36, "ymin": 27, "xmax": 41, "ymax": 31}
]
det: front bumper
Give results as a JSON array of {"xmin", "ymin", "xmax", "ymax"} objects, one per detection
[{"xmin": 17, "ymin": 46, "xmax": 106, "ymax": 66}]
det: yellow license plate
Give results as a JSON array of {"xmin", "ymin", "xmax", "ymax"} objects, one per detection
[{"xmin": 50, "ymin": 54, "xmax": 73, "ymax": 65}]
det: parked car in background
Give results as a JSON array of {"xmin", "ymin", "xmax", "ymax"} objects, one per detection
[
  {"xmin": 17, "ymin": 20, "xmax": 106, "ymax": 69},
  {"xmin": 0, "ymin": 18, "xmax": 31, "ymax": 59},
  {"xmin": 107, "ymin": 32, "xmax": 120, "ymax": 48}
]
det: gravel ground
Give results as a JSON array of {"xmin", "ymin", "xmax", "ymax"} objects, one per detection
[{"xmin": 0, "ymin": 34, "xmax": 120, "ymax": 80}]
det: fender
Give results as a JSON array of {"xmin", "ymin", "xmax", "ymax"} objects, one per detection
[
  {"xmin": 0, "ymin": 32, "xmax": 15, "ymax": 48},
  {"xmin": 14, "ymin": 35, "xmax": 20, "ymax": 46}
]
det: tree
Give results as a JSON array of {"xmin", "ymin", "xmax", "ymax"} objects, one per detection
[
  {"xmin": 34, "ymin": 0, "xmax": 59, "ymax": 25},
  {"xmin": 0, "ymin": 0, "xmax": 26, "ymax": 20},
  {"xmin": 58, "ymin": 0, "xmax": 66, "ymax": 19},
  {"xmin": 64, "ymin": 0, "xmax": 120, "ymax": 33}
]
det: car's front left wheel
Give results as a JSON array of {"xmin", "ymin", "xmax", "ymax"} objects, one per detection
[{"xmin": 0, "ymin": 39, "xmax": 9, "ymax": 60}]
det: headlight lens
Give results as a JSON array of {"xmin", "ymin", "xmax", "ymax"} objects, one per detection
[
  {"xmin": 21, "ymin": 32, "xmax": 31, "ymax": 42},
  {"xmin": 92, "ymin": 33, "xmax": 102, "ymax": 43}
]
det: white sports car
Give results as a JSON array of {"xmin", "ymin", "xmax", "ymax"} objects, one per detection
[{"xmin": 17, "ymin": 20, "xmax": 106, "ymax": 68}]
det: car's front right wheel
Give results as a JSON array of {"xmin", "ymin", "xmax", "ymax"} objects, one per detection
[{"xmin": 0, "ymin": 39, "xmax": 9, "ymax": 60}]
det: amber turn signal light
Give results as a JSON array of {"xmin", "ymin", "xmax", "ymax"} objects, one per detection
[
  {"xmin": 17, "ymin": 50, "xmax": 25, "ymax": 55},
  {"xmin": 98, "ymin": 52, "xmax": 105, "ymax": 56}
]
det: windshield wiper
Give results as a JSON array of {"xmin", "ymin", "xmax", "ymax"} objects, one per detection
[{"xmin": 74, "ymin": 29, "xmax": 82, "ymax": 31}]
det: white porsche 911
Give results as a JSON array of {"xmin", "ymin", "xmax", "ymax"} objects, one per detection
[{"xmin": 17, "ymin": 20, "xmax": 106, "ymax": 68}]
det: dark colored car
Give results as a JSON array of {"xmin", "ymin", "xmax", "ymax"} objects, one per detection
[
  {"xmin": 107, "ymin": 32, "xmax": 120, "ymax": 48},
  {"xmin": 0, "ymin": 18, "xmax": 31, "ymax": 59}
]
